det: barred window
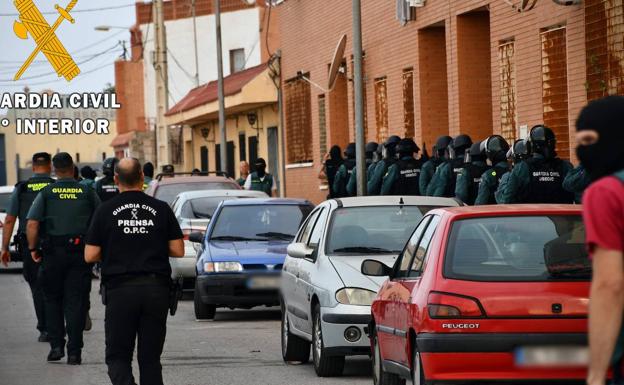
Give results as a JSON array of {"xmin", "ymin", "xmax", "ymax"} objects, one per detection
[
  {"xmin": 499, "ymin": 40, "xmax": 517, "ymax": 144},
  {"xmin": 318, "ymin": 95, "xmax": 327, "ymax": 159},
  {"xmin": 402, "ymin": 68, "xmax": 415, "ymax": 139},
  {"xmin": 374, "ymin": 76, "xmax": 389, "ymax": 144},
  {"xmin": 541, "ymin": 26, "xmax": 570, "ymax": 160},
  {"xmin": 284, "ymin": 76, "xmax": 313, "ymax": 164}
]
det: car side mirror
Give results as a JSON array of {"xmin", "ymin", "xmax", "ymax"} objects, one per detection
[
  {"xmin": 361, "ymin": 259, "xmax": 393, "ymax": 277},
  {"xmin": 188, "ymin": 232, "xmax": 204, "ymax": 244},
  {"xmin": 287, "ymin": 242, "xmax": 313, "ymax": 259}
]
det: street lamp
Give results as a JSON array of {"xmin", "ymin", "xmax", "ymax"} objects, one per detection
[{"xmin": 94, "ymin": 25, "xmax": 130, "ymax": 32}]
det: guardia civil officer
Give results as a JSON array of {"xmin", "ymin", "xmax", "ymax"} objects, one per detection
[
  {"xmin": 428, "ymin": 134, "xmax": 473, "ymax": 197},
  {"xmin": 79, "ymin": 166, "xmax": 97, "ymax": 189},
  {"xmin": 244, "ymin": 158, "xmax": 277, "ymax": 196},
  {"xmin": 494, "ymin": 139, "xmax": 530, "ymax": 203},
  {"xmin": 319, "ymin": 145, "xmax": 343, "ymax": 199},
  {"xmin": 475, "ymin": 135, "xmax": 510, "ymax": 205},
  {"xmin": 142, "ymin": 162, "xmax": 155, "ymax": 190},
  {"xmin": 498, "ymin": 125, "xmax": 574, "ymax": 203},
  {"xmin": 563, "ymin": 165, "xmax": 592, "ymax": 203},
  {"xmin": 455, "ymin": 142, "xmax": 488, "ymax": 205},
  {"xmin": 85, "ymin": 158, "xmax": 184, "ymax": 385},
  {"xmin": 1, "ymin": 152, "xmax": 55, "ymax": 341},
  {"xmin": 95, "ymin": 157, "xmax": 120, "ymax": 202},
  {"xmin": 346, "ymin": 141, "xmax": 378, "ymax": 196},
  {"xmin": 26, "ymin": 153, "xmax": 100, "ymax": 364},
  {"xmin": 420, "ymin": 136, "xmax": 452, "ymax": 195},
  {"xmin": 380, "ymin": 138, "xmax": 423, "ymax": 195},
  {"xmin": 367, "ymin": 135, "xmax": 401, "ymax": 195},
  {"xmin": 333, "ymin": 143, "xmax": 356, "ymax": 198}
]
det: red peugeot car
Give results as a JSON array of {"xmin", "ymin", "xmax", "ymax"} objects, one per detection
[{"xmin": 363, "ymin": 205, "xmax": 590, "ymax": 385}]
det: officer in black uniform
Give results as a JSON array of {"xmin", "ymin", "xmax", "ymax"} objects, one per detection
[
  {"xmin": 428, "ymin": 134, "xmax": 473, "ymax": 197},
  {"xmin": 26, "ymin": 153, "xmax": 100, "ymax": 364},
  {"xmin": 95, "ymin": 157, "xmax": 120, "ymax": 202},
  {"xmin": 420, "ymin": 136, "xmax": 452, "ymax": 195},
  {"xmin": 1, "ymin": 152, "xmax": 55, "ymax": 341},
  {"xmin": 333, "ymin": 143, "xmax": 356, "ymax": 198},
  {"xmin": 346, "ymin": 141, "xmax": 378, "ymax": 197},
  {"xmin": 498, "ymin": 125, "xmax": 574, "ymax": 203},
  {"xmin": 85, "ymin": 158, "xmax": 184, "ymax": 385},
  {"xmin": 475, "ymin": 135, "xmax": 511, "ymax": 205},
  {"xmin": 367, "ymin": 135, "xmax": 401, "ymax": 195},
  {"xmin": 380, "ymin": 138, "xmax": 423, "ymax": 195},
  {"xmin": 245, "ymin": 158, "xmax": 276, "ymax": 196},
  {"xmin": 143, "ymin": 162, "xmax": 155, "ymax": 190},
  {"xmin": 455, "ymin": 142, "xmax": 488, "ymax": 205}
]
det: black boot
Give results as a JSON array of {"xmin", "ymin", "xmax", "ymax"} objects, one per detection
[
  {"xmin": 38, "ymin": 332, "xmax": 50, "ymax": 343},
  {"xmin": 67, "ymin": 354, "xmax": 82, "ymax": 365},
  {"xmin": 47, "ymin": 347, "xmax": 64, "ymax": 362}
]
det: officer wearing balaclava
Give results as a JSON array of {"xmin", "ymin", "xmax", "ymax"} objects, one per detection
[
  {"xmin": 333, "ymin": 143, "xmax": 356, "ymax": 198},
  {"xmin": 245, "ymin": 158, "xmax": 276, "ymax": 196},
  {"xmin": 455, "ymin": 141, "xmax": 488, "ymax": 205},
  {"xmin": 367, "ymin": 135, "xmax": 401, "ymax": 195},
  {"xmin": 346, "ymin": 141, "xmax": 378, "ymax": 197}
]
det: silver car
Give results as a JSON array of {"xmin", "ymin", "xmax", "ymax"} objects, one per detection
[
  {"xmin": 280, "ymin": 196, "xmax": 460, "ymax": 377},
  {"xmin": 170, "ymin": 189, "xmax": 268, "ymax": 285}
]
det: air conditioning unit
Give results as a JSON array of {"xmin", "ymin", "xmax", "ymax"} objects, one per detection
[{"xmin": 409, "ymin": 0, "xmax": 425, "ymax": 7}]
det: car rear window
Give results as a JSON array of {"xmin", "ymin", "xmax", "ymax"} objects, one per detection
[
  {"xmin": 0, "ymin": 193, "xmax": 11, "ymax": 213},
  {"xmin": 444, "ymin": 215, "xmax": 590, "ymax": 282},
  {"xmin": 181, "ymin": 197, "xmax": 241, "ymax": 219},
  {"xmin": 155, "ymin": 182, "xmax": 237, "ymax": 205}
]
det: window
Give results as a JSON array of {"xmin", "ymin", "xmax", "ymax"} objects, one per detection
[
  {"xmin": 499, "ymin": 40, "xmax": 517, "ymax": 144},
  {"xmin": 397, "ymin": 216, "xmax": 432, "ymax": 278},
  {"xmin": 284, "ymin": 76, "xmax": 313, "ymax": 164},
  {"xmin": 374, "ymin": 76, "xmax": 389, "ymax": 143},
  {"xmin": 318, "ymin": 95, "xmax": 327, "ymax": 159},
  {"xmin": 298, "ymin": 209, "xmax": 321, "ymax": 244},
  {"xmin": 238, "ymin": 133, "xmax": 246, "ymax": 161},
  {"xmin": 200, "ymin": 146, "xmax": 209, "ymax": 172},
  {"xmin": 229, "ymin": 48, "xmax": 245, "ymax": 74},
  {"xmin": 75, "ymin": 153, "xmax": 81, "ymax": 163},
  {"xmin": 308, "ymin": 208, "xmax": 328, "ymax": 248},
  {"xmin": 402, "ymin": 68, "xmax": 415, "ymax": 138},
  {"xmin": 408, "ymin": 216, "xmax": 440, "ymax": 276}
]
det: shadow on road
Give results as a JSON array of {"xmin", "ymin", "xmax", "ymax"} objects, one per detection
[{"xmin": 212, "ymin": 308, "xmax": 281, "ymax": 322}]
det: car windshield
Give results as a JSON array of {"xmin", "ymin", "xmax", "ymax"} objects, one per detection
[
  {"xmin": 210, "ymin": 204, "xmax": 312, "ymax": 242},
  {"xmin": 155, "ymin": 182, "xmax": 237, "ymax": 205},
  {"xmin": 0, "ymin": 193, "xmax": 11, "ymax": 213},
  {"xmin": 326, "ymin": 206, "xmax": 438, "ymax": 255},
  {"xmin": 444, "ymin": 215, "xmax": 590, "ymax": 282},
  {"xmin": 181, "ymin": 197, "xmax": 241, "ymax": 219}
]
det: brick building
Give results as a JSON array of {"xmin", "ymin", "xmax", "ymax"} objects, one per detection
[{"xmin": 278, "ymin": 0, "xmax": 623, "ymax": 203}]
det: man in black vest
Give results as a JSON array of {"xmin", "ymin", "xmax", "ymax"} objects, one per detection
[
  {"xmin": 244, "ymin": 158, "xmax": 276, "ymax": 196},
  {"xmin": 455, "ymin": 142, "xmax": 488, "ymax": 205},
  {"xmin": 1, "ymin": 152, "xmax": 55, "ymax": 341},
  {"xmin": 346, "ymin": 141, "xmax": 378, "ymax": 197},
  {"xmin": 333, "ymin": 143, "xmax": 356, "ymax": 198},
  {"xmin": 428, "ymin": 134, "xmax": 473, "ymax": 197},
  {"xmin": 498, "ymin": 125, "xmax": 574, "ymax": 203},
  {"xmin": 380, "ymin": 138, "xmax": 423, "ymax": 195},
  {"xmin": 95, "ymin": 157, "xmax": 120, "ymax": 202},
  {"xmin": 367, "ymin": 135, "xmax": 401, "ymax": 195},
  {"xmin": 475, "ymin": 135, "xmax": 511, "ymax": 205}
]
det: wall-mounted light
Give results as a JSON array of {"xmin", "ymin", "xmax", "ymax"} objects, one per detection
[
  {"xmin": 201, "ymin": 127, "xmax": 210, "ymax": 140},
  {"xmin": 247, "ymin": 111, "xmax": 260, "ymax": 139}
]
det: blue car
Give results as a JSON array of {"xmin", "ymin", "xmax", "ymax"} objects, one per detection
[{"xmin": 191, "ymin": 198, "xmax": 314, "ymax": 319}]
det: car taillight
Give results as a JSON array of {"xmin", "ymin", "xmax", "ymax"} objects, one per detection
[
  {"xmin": 427, "ymin": 291, "xmax": 484, "ymax": 319},
  {"xmin": 181, "ymin": 227, "xmax": 204, "ymax": 240}
]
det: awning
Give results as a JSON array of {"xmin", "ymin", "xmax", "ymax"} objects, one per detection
[
  {"xmin": 165, "ymin": 63, "xmax": 277, "ymax": 126},
  {"xmin": 110, "ymin": 131, "xmax": 135, "ymax": 148}
]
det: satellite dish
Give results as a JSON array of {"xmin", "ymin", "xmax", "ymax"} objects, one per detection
[
  {"xmin": 327, "ymin": 34, "xmax": 347, "ymax": 92},
  {"xmin": 243, "ymin": 0, "xmax": 256, "ymax": 5}
]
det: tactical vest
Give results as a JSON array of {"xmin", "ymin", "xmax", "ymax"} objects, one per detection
[
  {"xmin": 250, "ymin": 172, "xmax": 273, "ymax": 195},
  {"xmin": 95, "ymin": 176, "xmax": 119, "ymax": 202},
  {"xmin": 464, "ymin": 163, "xmax": 489, "ymax": 205},
  {"xmin": 336, "ymin": 159, "xmax": 356, "ymax": 197},
  {"xmin": 444, "ymin": 158, "xmax": 466, "ymax": 197},
  {"xmin": 484, "ymin": 164, "xmax": 509, "ymax": 204},
  {"xmin": 16, "ymin": 176, "xmax": 55, "ymax": 232},
  {"xmin": 524, "ymin": 158, "xmax": 573, "ymax": 204},
  {"xmin": 39, "ymin": 181, "xmax": 96, "ymax": 237},
  {"xmin": 393, "ymin": 158, "xmax": 423, "ymax": 195}
]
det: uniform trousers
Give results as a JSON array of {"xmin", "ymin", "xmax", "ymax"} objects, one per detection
[
  {"xmin": 105, "ymin": 281, "xmax": 169, "ymax": 385},
  {"xmin": 41, "ymin": 245, "xmax": 91, "ymax": 355},
  {"xmin": 21, "ymin": 245, "xmax": 46, "ymax": 333}
]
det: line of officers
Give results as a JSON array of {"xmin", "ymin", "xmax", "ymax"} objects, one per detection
[{"xmin": 323, "ymin": 125, "xmax": 589, "ymax": 205}]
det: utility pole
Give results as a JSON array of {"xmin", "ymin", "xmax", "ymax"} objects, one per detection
[
  {"xmin": 215, "ymin": 0, "xmax": 227, "ymax": 175},
  {"xmin": 153, "ymin": 0, "xmax": 170, "ymax": 166},
  {"xmin": 352, "ymin": 0, "xmax": 366, "ymax": 196},
  {"xmin": 191, "ymin": 0, "xmax": 200, "ymax": 87}
]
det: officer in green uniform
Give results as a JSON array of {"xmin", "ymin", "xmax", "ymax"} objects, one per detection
[
  {"xmin": 367, "ymin": 135, "xmax": 401, "ymax": 195},
  {"xmin": 26, "ymin": 153, "xmax": 100, "ymax": 365},
  {"xmin": 380, "ymin": 138, "xmax": 423, "ymax": 195},
  {"xmin": 428, "ymin": 134, "xmax": 473, "ymax": 197},
  {"xmin": 420, "ymin": 137, "xmax": 452, "ymax": 196},
  {"xmin": 475, "ymin": 135, "xmax": 511, "ymax": 205},
  {"xmin": 142, "ymin": 162, "xmax": 154, "ymax": 190},
  {"xmin": 563, "ymin": 165, "xmax": 591, "ymax": 203},
  {"xmin": 346, "ymin": 142, "xmax": 378, "ymax": 197},
  {"xmin": 245, "ymin": 158, "xmax": 276, "ymax": 196},
  {"xmin": 95, "ymin": 158, "xmax": 120, "ymax": 202},
  {"xmin": 455, "ymin": 142, "xmax": 488, "ymax": 205},
  {"xmin": 333, "ymin": 143, "xmax": 356, "ymax": 198},
  {"xmin": 494, "ymin": 139, "xmax": 531, "ymax": 203},
  {"xmin": 1, "ymin": 152, "xmax": 55, "ymax": 342},
  {"xmin": 79, "ymin": 166, "xmax": 97, "ymax": 189},
  {"xmin": 236, "ymin": 161, "xmax": 250, "ymax": 187},
  {"xmin": 497, "ymin": 125, "xmax": 574, "ymax": 204}
]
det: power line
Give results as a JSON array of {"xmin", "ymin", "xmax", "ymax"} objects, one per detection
[
  {"xmin": 168, "ymin": 48, "xmax": 195, "ymax": 82},
  {"xmin": 0, "ymin": 60, "xmax": 115, "ymax": 87},
  {"xmin": 0, "ymin": 3, "xmax": 135, "ymax": 17}
]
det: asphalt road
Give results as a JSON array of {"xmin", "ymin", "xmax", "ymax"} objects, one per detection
[{"xmin": 0, "ymin": 269, "xmax": 372, "ymax": 385}]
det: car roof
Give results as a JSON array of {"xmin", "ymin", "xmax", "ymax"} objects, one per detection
[
  {"xmin": 153, "ymin": 176, "xmax": 237, "ymax": 185},
  {"xmin": 175, "ymin": 190, "xmax": 267, "ymax": 200},
  {"xmin": 0, "ymin": 186, "xmax": 14, "ymax": 193},
  {"xmin": 334, "ymin": 195, "xmax": 461, "ymax": 207},
  {"xmin": 430, "ymin": 204, "xmax": 582, "ymax": 219},
  {"xmin": 221, "ymin": 197, "xmax": 313, "ymax": 206}
]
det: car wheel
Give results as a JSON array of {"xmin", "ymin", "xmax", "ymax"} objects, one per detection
[
  {"xmin": 280, "ymin": 302, "xmax": 310, "ymax": 363},
  {"xmin": 372, "ymin": 332, "xmax": 405, "ymax": 385},
  {"xmin": 312, "ymin": 304, "xmax": 345, "ymax": 377},
  {"xmin": 193, "ymin": 281, "xmax": 216, "ymax": 320},
  {"xmin": 411, "ymin": 346, "xmax": 427, "ymax": 385}
]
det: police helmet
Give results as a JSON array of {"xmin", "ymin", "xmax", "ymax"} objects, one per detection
[
  {"xmin": 484, "ymin": 135, "xmax": 510, "ymax": 164},
  {"xmin": 384, "ymin": 135, "xmax": 401, "ymax": 149},
  {"xmin": 102, "ymin": 157, "xmax": 119, "ymax": 177},
  {"xmin": 365, "ymin": 141, "xmax": 379, "ymax": 153},
  {"xmin": 344, "ymin": 143, "xmax": 356, "ymax": 158},
  {"xmin": 465, "ymin": 141, "xmax": 485, "ymax": 163},
  {"xmin": 395, "ymin": 138, "xmax": 419, "ymax": 156},
  {"xmin": 435, "ymin": 136, "xmax": 453, "ymax": 154},
  {"xmin": 508, "ymin": 139, "xmax": 530, "ymax": 163},
  {"xmin": 448, "ymin": 134, "xmax": 473, "ymax": 159},
  {"xmin": 528, "ymin": 125, "xmax": 556, "ymax": 158}
]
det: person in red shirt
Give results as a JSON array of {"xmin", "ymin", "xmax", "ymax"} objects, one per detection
[{"xmin": 578, "ymin": 96, "xmax": 624, "ymax": 385}]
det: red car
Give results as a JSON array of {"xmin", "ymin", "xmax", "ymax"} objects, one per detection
[{"xmin": 363, "ymin": 205, "xmax": 590, "ymax": 385}]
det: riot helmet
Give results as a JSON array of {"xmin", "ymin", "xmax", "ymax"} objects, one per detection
[
  {"xmin": 382, "ymin": 135, "xmax": 401, "ymax": 159},
  {"xmin": 395, "ymin": 138, "xmax": 419, "ymax": 157},
  {"xmin": 448, "ymin": 134, "xmax": 473, "ymax": 160},
  {"xmin": 365, "ymin": 142, "xmax": 378, "ymax": 160},
  {"xmin": 435, "ymin": 136, "xmax": 453, "ymax": 158},
  {"xmin": 102, "ymin": 157, "xmax": 119, "ymax": 177},
  {"xmin": 344, "ymin": 142, "xmax": 356, "ymax": 159},
  {"xmin": 465, "ymin": 141, "xmax": 486, "ymax": 163},
  {"xmin": 483, "ymin": 135, "xmax": 510, "ymax": 164},
  {"xmin": 528, "ymin": 125, "xmax": 556, "ymax": 159},
  {"xmin": 507, "ymin": 139, "xmax": 530, "ymax": 164}
]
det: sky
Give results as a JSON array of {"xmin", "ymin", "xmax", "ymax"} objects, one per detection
[{"xmin": 0, "ymin": 0, "xmax": 136, "ymax": 110}]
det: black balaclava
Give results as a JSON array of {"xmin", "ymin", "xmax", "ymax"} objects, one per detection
[
  {"xmin": 81, "ymin": 165, "xmax": 97, "ymax": 180},
  {"xmin": 255, "ymin": 158, "xmax": 267, "ymax": 177},
  {"xmin": 576, "ymin": 95, "xmax": 624, "ymax": 181},
  {"xmin": 329, "ymin": 145, "xmax": 342, "ymax": 162}
]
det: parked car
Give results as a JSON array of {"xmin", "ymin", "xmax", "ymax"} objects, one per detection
[
  {"xmin": 145, "ymin": 172, "xmax": 241, "ymax": 205},
  {"xmin": 0, "ymin": 186, "xmax": 20, "ymax": 266},
  {"xmin": 170, "ymin": 189, "xmax": 268, "ymax": 288},
  {"xmin": 280, "ymin": 196, "xmax": 460, "ymax": 377},
  {"xmin": 190, "ymin": 198, "xmax": 314, "ymax": 320},
  {"xmin": 364, "ymin": 205, "xmax": 589, "ymax": 385}
]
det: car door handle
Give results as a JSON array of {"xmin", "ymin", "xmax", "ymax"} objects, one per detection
[{"xmin": 296, "ymin": 272, "xmax": 300, "ymax": 278}]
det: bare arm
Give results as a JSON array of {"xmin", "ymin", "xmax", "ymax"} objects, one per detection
[
  {"xmin": 587, "ymin": 247, "xmax": 624, "ymax": 385},
  {"xmin": 26, "ymin": 220, "xmax": 41, "ymax": 263},
  {"xmin": 84, "ymin": 244, "xmax": 102, "ymax": 264},
  {"xmin": 169, "ymin": 239, "xmax": 184, "ymax": 258},
  {"xmin": 1, "ymin": 215, "xmax": 17, "ymax": 266}
]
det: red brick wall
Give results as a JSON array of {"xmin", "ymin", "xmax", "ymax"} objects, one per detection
[
  {"xmin": 328, "ymin": 72, "xmax": 350, "ymax": 149},
  {"xmin": 115, "ymin": 60, "xmax": 146, "ymax": 135},
  {"xmin": 136, "ymin": 0, "xmax": 255, "ymax": 25},
  {"xmin": 279, "ymin": 0, "xmax": 587, "ymax": 203}
]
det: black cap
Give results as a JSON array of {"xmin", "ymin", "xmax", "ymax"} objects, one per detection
[
  {"xmin": 32, "ymin": 152, "xmax": 51, "ymax": 164},
  {"xmin": 52, "ymin": 152, "xmax": 73, "ymax": 170},
  {"xmin": 143, "ymin": 162, "xmax": 154, "ymax": 178},
  {"xmin": 255, "ymin": 158, "xmax": 267, "ymax": 167},
  {"xmin": 80, "ymin": 165, "xmax": 97, "ymax": 180}
]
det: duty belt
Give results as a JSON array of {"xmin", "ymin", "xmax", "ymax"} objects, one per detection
[{"xmin": 45, "ymin": 235, "xmax": 84, "ymax": 247}]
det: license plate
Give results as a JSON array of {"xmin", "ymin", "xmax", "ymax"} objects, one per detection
[
  {"xmin": 514, "ymin": 346, "xmax": 588, "ymax": 367},
  {"xmin": 247, "ymin": 276, "xmax": 281, "ymax": 290}
]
